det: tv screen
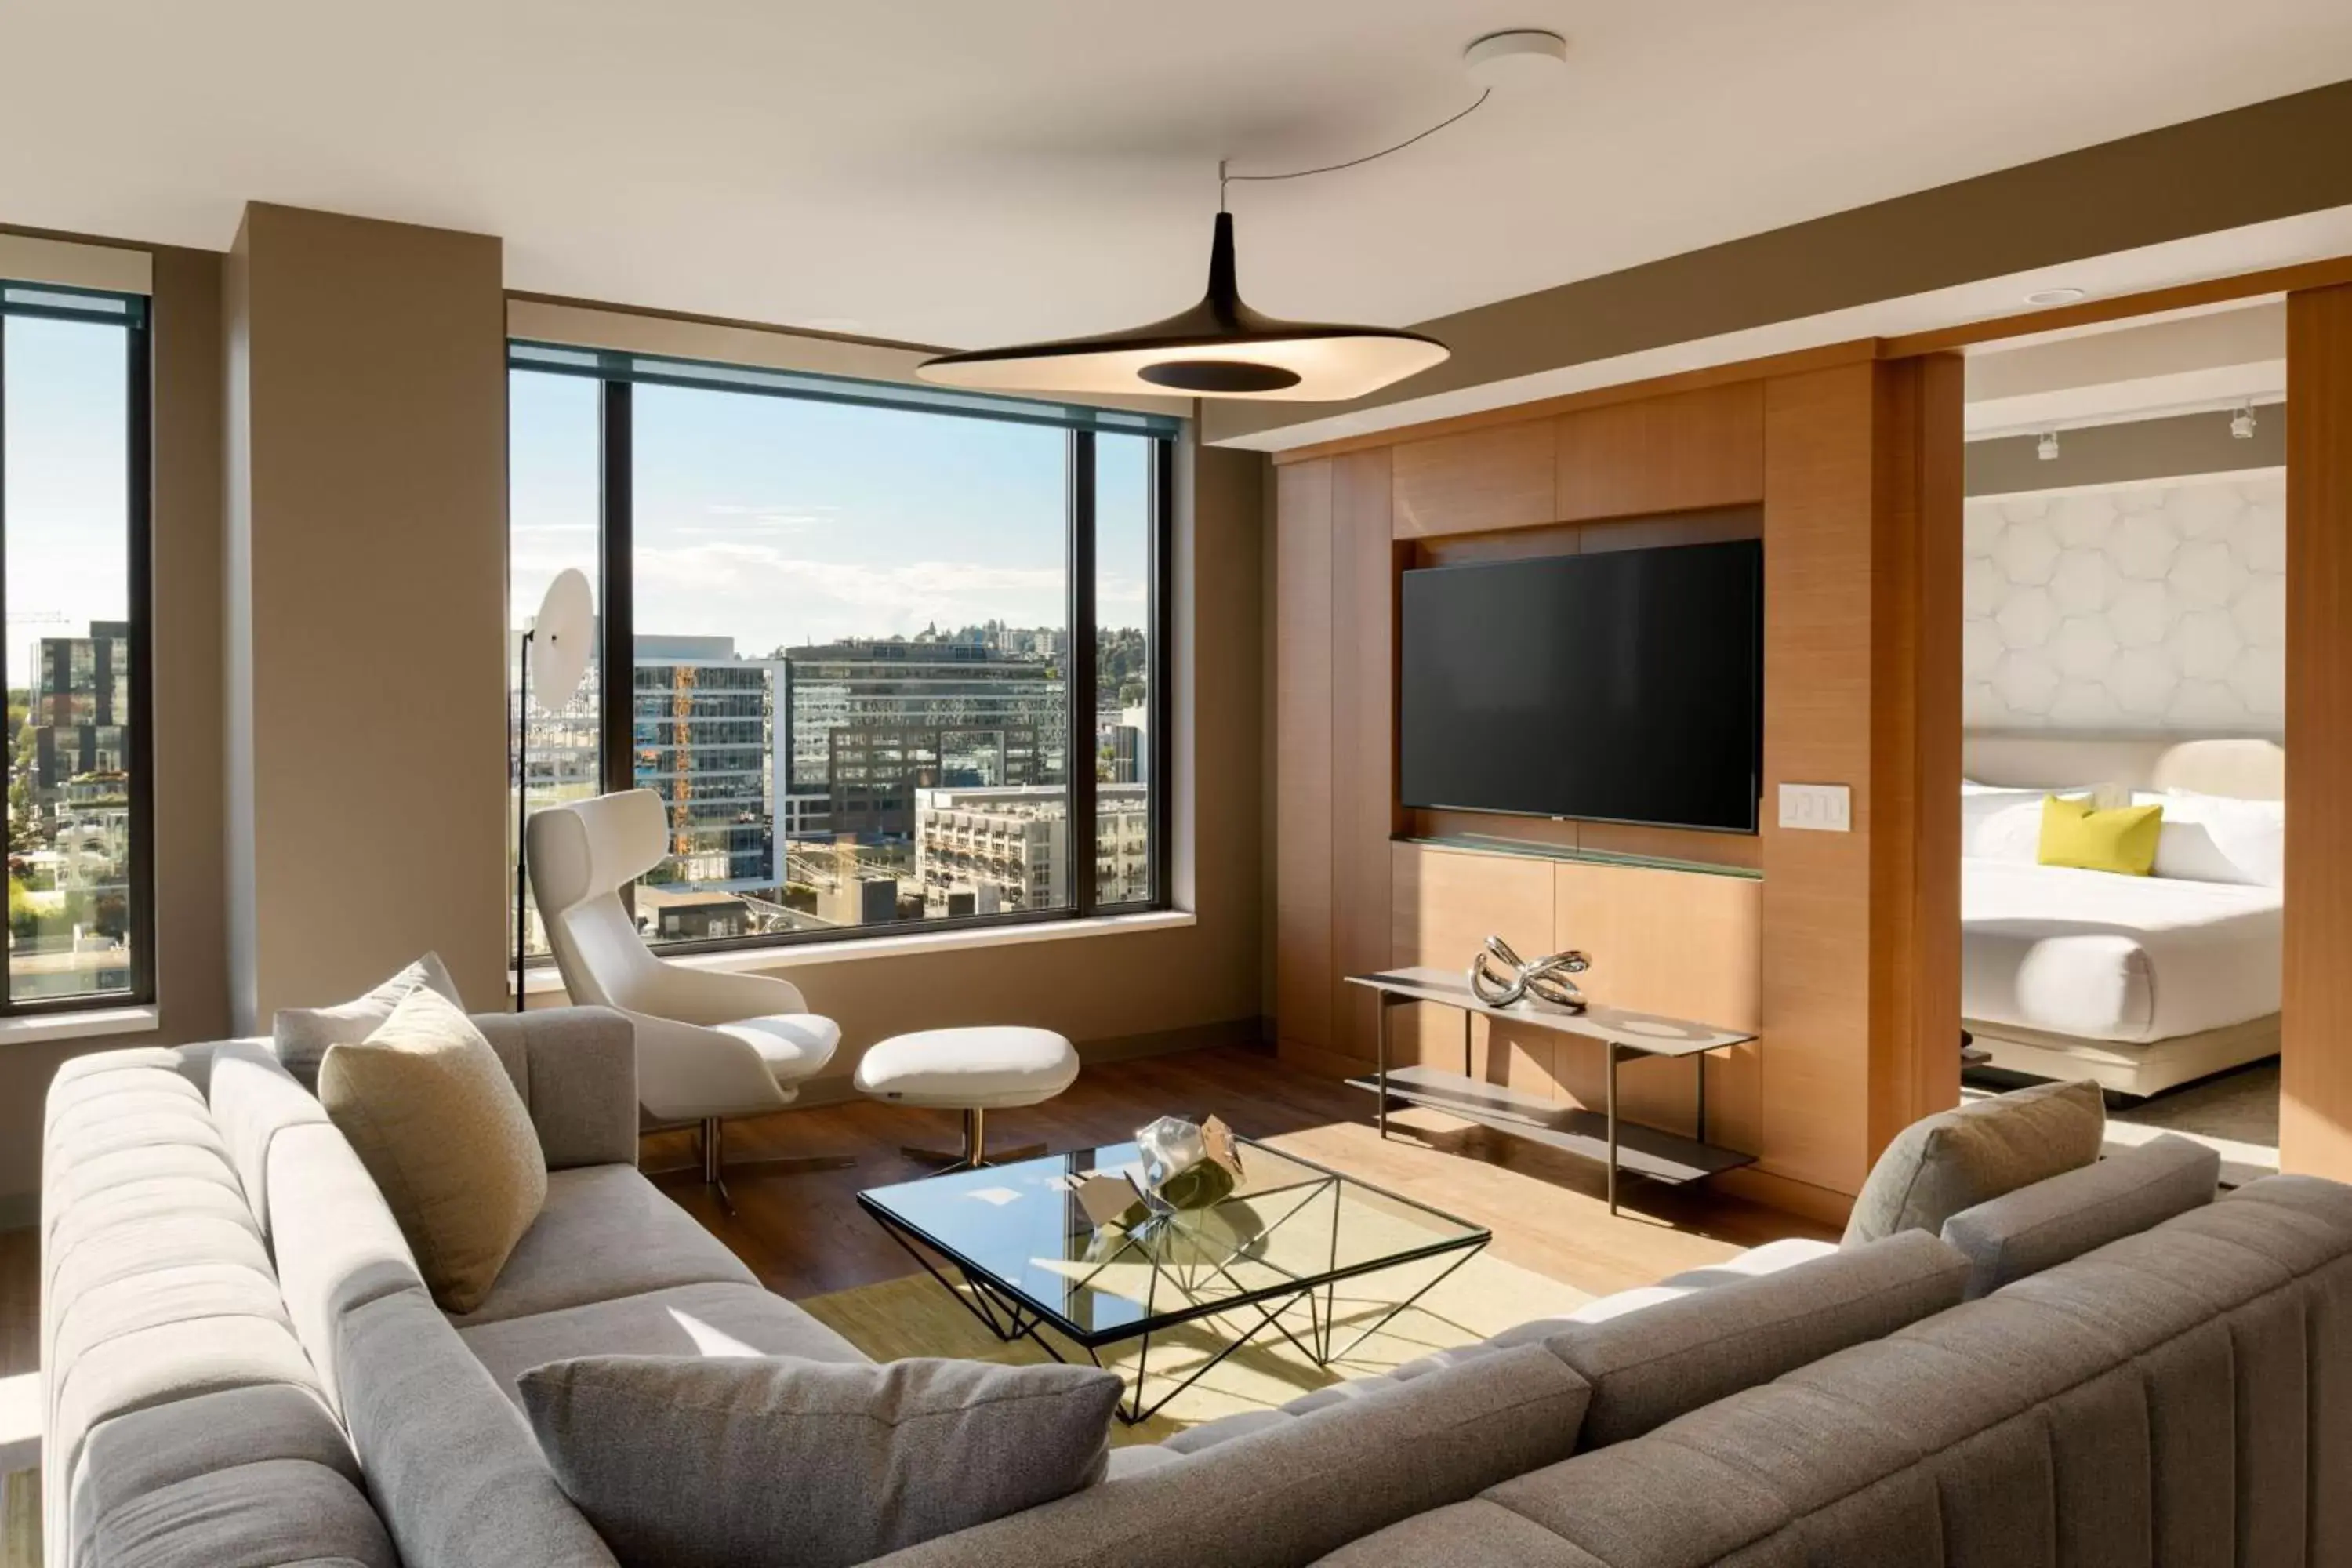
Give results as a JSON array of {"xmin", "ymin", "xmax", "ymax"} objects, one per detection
[{"xmin": 1399, "ymin": 539, "xmax": 1762, "ymax": 833}]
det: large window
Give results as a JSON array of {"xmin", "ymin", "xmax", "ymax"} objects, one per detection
[
  {"xmin": 0, "ymin": 282, "xmax": 151, "ymax": 1010},
  {"xmin": 509, "ymin": 344, "xmax": 1174, "ymax": 960}
]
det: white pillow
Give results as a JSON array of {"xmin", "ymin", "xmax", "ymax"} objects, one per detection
[
  {"xmin": 2133, "ymin": 789, "xmax": 2285, "ymax": 887},
  {"xmin": 1961, "ymin": 786, "xmax": 2049, "ymax": 859},
  {"xmin": 273, "ymin": 952, "xmax": 464, "ymax": 1088}
]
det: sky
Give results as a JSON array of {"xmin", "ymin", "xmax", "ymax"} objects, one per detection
[
  {"xmin": 0, "ymin": 325, "xmax": 1152, "ymax": 694},
  {"xmin": 508, "ymin": 368, "xmax": 1154, "ymax": 657},
  {"xmin": 2, "ymin": 314, "xmax": 132, "ymax": 690}
]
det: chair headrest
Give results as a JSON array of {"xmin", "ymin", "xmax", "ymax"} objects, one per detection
[{"xmin": 524, "ymin": 789, "xmax": 669, "ymax": 913}]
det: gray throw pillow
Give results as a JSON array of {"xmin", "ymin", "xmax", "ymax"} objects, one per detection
[
  {"xmin": 1844, "ymin": 1079, "xmax": 2105, "ymax": 1245},
  {"xmin": 518, "ymin": 1355, "xmax": 1123, "ymax": 1568},
  {"xmin": 1940, "ymin": 1133, "xmax": 2220, "ymax": 1298},
  {"xmin": 272, "ymin": 953, "xmax": 463, "ymax": 1089}
]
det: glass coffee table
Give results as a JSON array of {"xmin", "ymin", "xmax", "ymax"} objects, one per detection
[{"xmin": 858, "ymin": 1136, "xmax": 1490, "ymax": 1423}]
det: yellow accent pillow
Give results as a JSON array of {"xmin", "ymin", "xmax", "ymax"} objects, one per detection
[
  {"xmin": 319, "ymin": 986, "xmax": 547, "ymax": 1313},
  {"xmin": 2037, "ymin": 794, "xmax": 2163, "ymax": 877}
]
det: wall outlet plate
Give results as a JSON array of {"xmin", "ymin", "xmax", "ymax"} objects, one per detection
[{"xmin": 1778, "ymin": 782, "xmax": 1853, "ymax": 833}]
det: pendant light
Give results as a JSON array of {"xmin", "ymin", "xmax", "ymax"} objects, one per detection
[{"xmin": 918, "ymin": 30, "xmax": 1569, "ymax": 403}]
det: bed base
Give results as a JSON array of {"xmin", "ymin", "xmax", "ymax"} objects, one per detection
[{"xmin": 1965, "ymin": 1013, "xmax": 2280, "ymax": 1100}]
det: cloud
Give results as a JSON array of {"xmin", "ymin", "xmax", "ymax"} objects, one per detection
[{"xmin": 630, "ymin": 542, "xmax": 1066, "ymax": 645}]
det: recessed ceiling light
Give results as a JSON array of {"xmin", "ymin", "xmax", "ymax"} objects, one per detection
[{"xmin": 2023, "ymin": 287, "xmax": 2088, "ymax": 307}]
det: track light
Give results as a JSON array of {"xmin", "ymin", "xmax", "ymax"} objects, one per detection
[
  {"xmin": 2230, "ymin": 402, "xmax": 2256, "ymax": 440},
  {"xmin": 2037, "ymin": 430, "xmax": 2060, "ymax": 462}
]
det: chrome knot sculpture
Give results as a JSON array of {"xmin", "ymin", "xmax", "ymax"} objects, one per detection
[{"xmin": 1468, "ymin": 935, "xmax": 1590, "ymax": 1013}]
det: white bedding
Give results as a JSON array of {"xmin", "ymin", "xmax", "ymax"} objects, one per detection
[{"xmin": 1961, "ymin": 858, "xmax": 2281, "ymax": 1044}]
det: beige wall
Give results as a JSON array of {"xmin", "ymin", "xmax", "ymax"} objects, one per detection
[
  {"xmin": 223, "ymin": 204, "xmax": 510, "ymax": 1026},
  {"xmin": 0, "ymin": 238, "xmax": 231, "ymax": 1217}
]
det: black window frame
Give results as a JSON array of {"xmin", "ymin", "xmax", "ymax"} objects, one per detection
[
  {"xmin": 0, "ymin": 280, "xmax": 157, "ymax": 1016},
  {"xmin": 510, "ymin": 341, "xmax": 1177, "ymax": 960}
]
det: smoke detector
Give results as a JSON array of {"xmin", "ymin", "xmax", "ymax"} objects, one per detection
[{"xmin": 2024, "ymin": 286, "xmax": 2087, "ymax": 307}]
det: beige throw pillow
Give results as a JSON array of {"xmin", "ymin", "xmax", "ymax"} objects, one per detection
[
  {"xmin": 273, "ymin": 952, "xmax": 463, "ymax": 1089},
  {"xmin": 1843, "ymin": 1078, "xmax": 2105, "ymax": 1246},
  {"xmin": 319, "ymin": 987, "xmax": 546, "ymax": 1313}
]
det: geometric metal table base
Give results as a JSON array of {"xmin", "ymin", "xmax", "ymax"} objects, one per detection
[{"xmin": 873, "ymin": 1220, "xmax": 1486, "ymax": 1425}]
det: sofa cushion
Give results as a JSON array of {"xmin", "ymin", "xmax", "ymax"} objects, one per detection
[
  {"xmin": 472, "ymin": 1007, "xmax": 641, "ymax": 1170},
  {"xmin": 519, "ymin": 1354, "xmax": 1123, "ymax": 1568},
  {"xmin": 336, "ymin": 1283, "xmax": 621, "ymax": 1568},
  {"xmin": 1543, "ymin": 1229, "xmax": 1969, "ymax": 1450},
  {"xmin": 1314, "ymin": 1500, "xmax": 1610, "ymax": 1566},
  {"xmin": 861, "ymin": 1343, "xmax": 1592, "ymax": 1568},
  {"xmin": 91, "ymin": 1457, "xmax": 397, "ymax": 1568},
  {"xmin": 1844, "ymin": 1079, "xmax": 2105, "ymax": 1245},
  {"xmin": 320, "ymin": 988, "xmax": 548, "ymax": 1314},
  {"xmin": 1657, "ymin": 1236, "xmax": 1842, "ymax": 1290},
  {"xmin": 458, "ymin": 1279, "xmax": 866, "ymax": 1405},
  {"xmin": 205, "ymin": 1042, "xmax": 334, "ymax": 1237},
  {"xmin": 445, "ymin": 1163, "xmax": 756, "ymax": 1327},
  {"xmin": 48, "ymin": 1311, "xmax": 325, "ymax": 1530},
  {"xmin": 265, "ymin": 1121, "xmax": 425, "ymax": 1410},
  {"xmin": 1941, "ymin": 1133, "xmax": 2220, "ymax": 1298},
  {"xmin": 68, "ymin": 1385, "xmax": 357, "ymax": 1568},
  {"xmin": 273, "ymin": 950, "xmax": 463, "ymax": 1089}
]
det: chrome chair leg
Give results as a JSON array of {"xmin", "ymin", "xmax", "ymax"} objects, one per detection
[{"xmin": 646, "ymin": 1115, "xmax": 855, "ymax": 1216}]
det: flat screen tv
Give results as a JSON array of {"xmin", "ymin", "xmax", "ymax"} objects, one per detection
[{"xmin": 1399, "ymin": 539, "xmax": 1762, "ymax": 833}]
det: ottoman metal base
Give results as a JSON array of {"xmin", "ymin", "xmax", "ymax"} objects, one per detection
[{"xmin": 898, "ymin": 1108, "xmax": 1045, "ymax": 1174}]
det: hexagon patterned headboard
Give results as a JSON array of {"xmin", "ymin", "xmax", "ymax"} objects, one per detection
[{"xmin": 1962, "ymin": 472, "xmax": 2283, "ymax": 734}]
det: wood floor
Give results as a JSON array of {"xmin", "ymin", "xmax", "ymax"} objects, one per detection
[
  {"xmin": 0, "ymin": 1040, "xmax": 1831, "ymax": 1568},
  {"xmin": 641, "ymin": 1042, "xmax": 1831, "ymax": 1301}
]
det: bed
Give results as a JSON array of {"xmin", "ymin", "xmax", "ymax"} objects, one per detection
[{"xmin": 1959, "ymin": 735, "xmax": 2285, "ymax": 1098}]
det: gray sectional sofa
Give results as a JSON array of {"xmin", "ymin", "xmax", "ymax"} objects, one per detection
[{"xmin": 41, "ymin": 1006, "xmax": 2352, "ymax": 1567}]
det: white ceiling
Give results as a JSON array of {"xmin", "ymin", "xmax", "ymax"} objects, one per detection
[{"xmin": 5, "ymin": 2, "xmax": 2352, "ymax": 351}]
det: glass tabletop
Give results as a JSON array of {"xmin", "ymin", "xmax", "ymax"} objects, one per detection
[{"xmin": 857, "ymin": 1136, "xmax": 1490, "ymax": 1347}]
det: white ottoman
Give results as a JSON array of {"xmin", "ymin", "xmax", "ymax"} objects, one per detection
[{"xmin": 853, "ymin": 1026, "xmax": 1080, "ymax": 1171}]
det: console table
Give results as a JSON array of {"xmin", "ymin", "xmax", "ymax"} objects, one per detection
[{"xmin": 1343, "ymin": 967, "xmax": 1758, "ymax": 1214}]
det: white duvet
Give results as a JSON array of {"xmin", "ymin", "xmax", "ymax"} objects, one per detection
[{"xmin": 1961, "ymin": 858, "xmax": 2281, "ymax": 1044}]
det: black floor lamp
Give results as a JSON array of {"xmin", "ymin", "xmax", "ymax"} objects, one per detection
[{"xmin": 514, "ymin": 567, "xmax": 595, "ymax": 1011}]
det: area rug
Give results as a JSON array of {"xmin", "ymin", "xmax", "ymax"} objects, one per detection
[{"xmin": 798, "ymin": 1247, "xmax": 1592, "ymax": 1446}]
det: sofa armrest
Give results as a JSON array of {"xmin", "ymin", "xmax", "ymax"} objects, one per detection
[{"xmin": 472, "ymin": 1007, "xmax": 638, "ymax": 1169}]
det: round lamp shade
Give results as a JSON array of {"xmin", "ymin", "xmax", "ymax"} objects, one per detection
[
  {"xmin": 528, "ymin": 567, "xmax": 595, "ymax": 710},
  {"xmin": 917, "ymin": 213, "xmax": 1449, "ymax": 403}
]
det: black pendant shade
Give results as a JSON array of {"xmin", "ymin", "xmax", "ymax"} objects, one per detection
[{"xmin": 916, "ymin": 212, "xmax": 1450, "ymax": 401}]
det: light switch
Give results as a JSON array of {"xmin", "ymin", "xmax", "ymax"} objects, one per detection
[{"xmin": 1778, "ymin": 782, "xmax": 1853, "ymax": 833}]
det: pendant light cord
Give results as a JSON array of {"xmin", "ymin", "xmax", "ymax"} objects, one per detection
[{"xmin": 1219, "ymin": 88, "xmax": 1492, "ymax": 212}]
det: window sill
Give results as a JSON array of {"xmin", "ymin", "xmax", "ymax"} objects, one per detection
[
  {"xmin": 0, "ymin": 1004, "xmax": 160, "ymax": 1047},
  {"xmin": 510, "ymin": 909, "xmax": 1196, "ymax": 996}
]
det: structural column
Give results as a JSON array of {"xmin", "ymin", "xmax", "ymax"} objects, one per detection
[
  {"xmin": 222, "ymin": 203, "xmax": 508, "ymax": 1026},
  {"xmin": 1757, "ymin": 355, "xmax": 1962, "ymax": 1200},
  {"xmin": 2284, "ymin": 283, "xmax": 2352, "ymax": 1178}
]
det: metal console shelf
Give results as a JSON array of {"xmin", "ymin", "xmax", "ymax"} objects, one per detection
[{"xmin": 1344, "ymin": 966, "xmax": 1758, "ymax": 1214}]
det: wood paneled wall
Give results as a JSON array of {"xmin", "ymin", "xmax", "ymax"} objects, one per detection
[
  {"xmin": 1272, "ymin": 350, "xmax": 1963, "ymax": 1215},
  {"xmin": 2284, "ymin": 283, "xmax": 2352, "ymax": 1179}
]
